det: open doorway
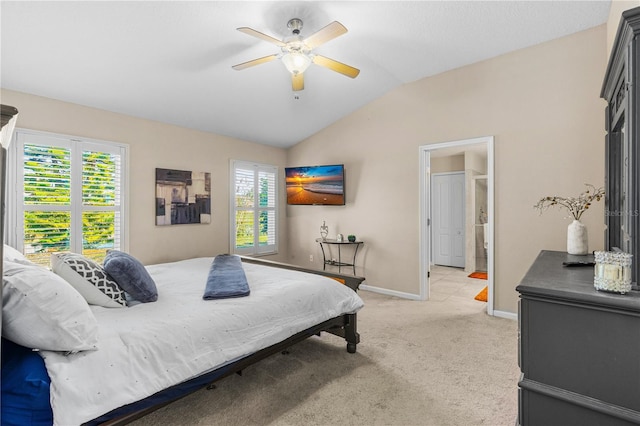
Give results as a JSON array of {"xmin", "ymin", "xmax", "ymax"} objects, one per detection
[{"xmin": 419, "ymin": 136, "xmax": 494, "ymax": 315}]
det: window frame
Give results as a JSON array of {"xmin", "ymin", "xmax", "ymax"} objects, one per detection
[
  {"xmin": 6, "ymin": 128, "xmax": 129, "ymax": 259},
  {"xmin": 229, "ymin": 159, "xmax": 278, "ymax": 256}
]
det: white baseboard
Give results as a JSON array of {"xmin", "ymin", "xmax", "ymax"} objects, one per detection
[
  {"xmin": 493, "ymin": 309, "xmax": 518, "ymax": 321},
  {"xmin": 359, "ymin": 284, "xmax": 423, "ymax": 301}
]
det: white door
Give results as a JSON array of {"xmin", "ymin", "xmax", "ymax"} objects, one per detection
[{"xmin": 432, "ymin": 172, "xmax": 465, "ymax": 267}]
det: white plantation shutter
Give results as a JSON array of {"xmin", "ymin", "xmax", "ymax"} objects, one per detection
[
  {"xmin": 9, "ymin": 130, "xmax": 127, "ymax": 266},
  {"xmin": 258, "ymin": 169, "xmax": 276, "ymax": 250},
  {"xmin": 80, "ymin": 143, "xmax": 124, "ymax": 260},
  {"xmin": 234, "ymin": 165, "xmax": 255, "ymax": 252},
  {"xmin": 22, "ymin": 141, "xmax": 73, "ymax": 259},
  {"xmin": 231, "ymin": 160, "xmax": 278, "ymax": 255}
]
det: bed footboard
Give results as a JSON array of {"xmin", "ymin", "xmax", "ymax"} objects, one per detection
[
  {"xmin": 239, "ymin": 255, "xmax": 363, "ymax": 353},
  {"xmin": 238, "ymin": 255, "xmax": 365, "ymax": 292}
]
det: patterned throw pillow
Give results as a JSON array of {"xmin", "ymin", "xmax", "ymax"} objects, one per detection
[{"xmin": 51, "ymin": 252, "xmax": 127, "ymax": 308}]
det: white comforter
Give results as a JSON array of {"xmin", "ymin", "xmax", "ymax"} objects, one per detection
[{"xmin": 40, "ymin": 257, "xmax": 364, "ymax": 425}]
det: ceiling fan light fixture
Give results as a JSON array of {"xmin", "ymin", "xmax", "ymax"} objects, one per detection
[
  {"xmin": 233, "ymin": 19, "xmax": 359, "ymax": 91},
  {"xmin": 281, "ymin": 52, "xmax": 312, "ymax": 75}
]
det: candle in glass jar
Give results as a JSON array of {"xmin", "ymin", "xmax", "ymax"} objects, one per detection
[{"xmin": 593, "ymin": 250, "xmax": 633, "ymax": 294}]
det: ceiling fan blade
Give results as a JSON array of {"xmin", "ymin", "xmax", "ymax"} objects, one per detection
[
  {"xmin": 312, "ymin": 55, "xmax": 360, "ymax": 78},
  {"xmin": 232, "ymin": 54, "xmax": 278, "ymax": 70},
  {"xmin": 292, "ymin": 73, "xmax": 304, "ymax": 91},
  {"xmin": 237, "ymin": 27, "xmax": 286, "ymax": 47},
  {"xmin": 304, "ymin": 21, "xmax": 348, "ymax": 50}
]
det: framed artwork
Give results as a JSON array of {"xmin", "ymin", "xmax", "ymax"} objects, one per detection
[{"xmin": 155, "ymin": 168, "xmax": 211, "ymax": 225}]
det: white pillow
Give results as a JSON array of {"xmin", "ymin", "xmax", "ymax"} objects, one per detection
[
  {"xmin": 51, "ymin": 252, "xmax": 126, "ymax": 308},
  {"xmin": 2, "ymin": 261, "xmax": 99, "ymax": 352},
  {"xmin": 3, "ymin": 244, "xmax": 31, "ymax": 264}
]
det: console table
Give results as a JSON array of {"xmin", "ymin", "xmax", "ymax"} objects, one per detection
[
  {"xmin": 516, "ymin": 250, "xmax": 640, "ymax": 425},
  {"xmin": 315, "ymin": 238, "xmax": 363, "ymax": 275}
]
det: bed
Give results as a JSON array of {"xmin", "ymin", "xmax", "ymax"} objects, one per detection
[{"xmin": 2, "ymin": 252, "xmax": 364, "ymax": 426}]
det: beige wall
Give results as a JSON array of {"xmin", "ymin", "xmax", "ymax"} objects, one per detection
[
  {"xmin": 0, "ymin": 89, "xmax": 288, "ymax": 265},
  {"xmin": 287, "ymin": 25, "xmax": 607, "ymax": 314}
]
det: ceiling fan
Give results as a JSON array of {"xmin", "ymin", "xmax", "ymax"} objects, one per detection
[{"xmin": 232, "ymin": 18, "xmax": 360, "ymax": 91}]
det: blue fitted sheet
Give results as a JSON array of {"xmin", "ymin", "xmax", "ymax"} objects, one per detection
[{"xmin": 1, "ymin": 338, "xmax": 53, "ymax": 426}]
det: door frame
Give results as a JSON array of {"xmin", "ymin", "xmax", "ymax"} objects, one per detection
[{"xmin": 419, "ymin": 136, "xmax": 495, "ymax": 315}]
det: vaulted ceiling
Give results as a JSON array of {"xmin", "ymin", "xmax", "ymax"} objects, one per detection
[{"xmin": 1, "ymin": 1, "xmax": 611, "ymax": 148}]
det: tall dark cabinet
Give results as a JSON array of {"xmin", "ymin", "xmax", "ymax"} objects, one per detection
[
  {"xmin": 516, "ymin": 7, "xmax": 640, "ymax": 425},
  {"xmin": 602, "ymin": 6, "xmax": 640, "ymax": 285}
]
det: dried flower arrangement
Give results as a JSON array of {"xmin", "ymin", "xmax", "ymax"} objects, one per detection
[{"xmin": 534, "ymin": 184, "xmax": 605, "ymax": 221}]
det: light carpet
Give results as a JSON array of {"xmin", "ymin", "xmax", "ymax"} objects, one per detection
[{"xmin": 131, "ymin": 290, "xmax": 519, "ymax": 426}]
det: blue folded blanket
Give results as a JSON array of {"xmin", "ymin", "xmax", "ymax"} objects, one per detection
[{"xmin": 203, "ymin": 254, "xmax": 250, "ymax": 300}]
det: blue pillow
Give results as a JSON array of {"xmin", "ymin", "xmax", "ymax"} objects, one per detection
[{"xmin": 103, "ymin": 251, "xmax": 158, "ymax": 303}]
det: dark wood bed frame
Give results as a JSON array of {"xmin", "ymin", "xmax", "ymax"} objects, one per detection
[{"xmin": 90, "ymin": 256, "xmax": 365, "ymax": 425}]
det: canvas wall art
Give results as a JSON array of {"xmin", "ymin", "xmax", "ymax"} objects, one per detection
[{"xmin": 155, "ymin": 168, "xmax": 211, "ymax": 225}]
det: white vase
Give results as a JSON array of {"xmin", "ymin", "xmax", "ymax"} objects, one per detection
[{"xmin": 567, "ymin": 220, "xmax": 588, "ymax": 255}]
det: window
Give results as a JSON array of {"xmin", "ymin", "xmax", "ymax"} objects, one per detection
[
  {"xmin": 8, "ymin": 129, "xmax": 127, "ymax": 266},
  {"xmin": 230, "ymin": 160, "xmax": 277, "ymax": 255}
]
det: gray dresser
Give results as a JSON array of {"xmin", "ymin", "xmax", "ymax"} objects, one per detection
[{"xmin": 517, "ymin": 250, "xmax": 640, "ymax": 425}]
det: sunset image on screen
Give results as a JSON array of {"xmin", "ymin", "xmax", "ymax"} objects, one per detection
[{"xmin": 285, "ymin": 165, "xmax": 344, "ymax": 205}]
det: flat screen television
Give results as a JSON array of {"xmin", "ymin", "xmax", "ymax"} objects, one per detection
[{"xmin": 285, "ymin": 164, "xmax": 345, "ymax": 205}]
